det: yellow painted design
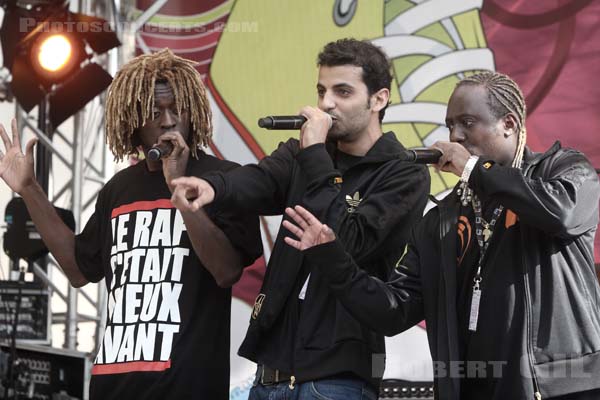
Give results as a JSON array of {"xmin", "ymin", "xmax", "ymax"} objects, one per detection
[{"xmin": 211, "ymin": 0, "xmax": 489, "ymax": 198}]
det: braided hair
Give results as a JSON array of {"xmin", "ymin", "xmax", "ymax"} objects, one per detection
[
  {"xmin": 105, "ymin": 48, "xmax": 212, "ymax": 161},
  {"xmin": 457, "ymin": 71, "xmax": 527, "ymax": 168}
]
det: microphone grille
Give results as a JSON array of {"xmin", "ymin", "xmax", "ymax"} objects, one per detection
[
  {"xmin": 257, "ymin": 117, "xmax": 273, "ymax": 128},
  {"xmin": 147, "ymin": 147, "xmax": 161, "ymax": 161}
]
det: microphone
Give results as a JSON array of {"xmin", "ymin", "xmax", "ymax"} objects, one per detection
[
  {"xmin": 400, "ymin": 148, "xmax": 443, "ymax": 164},
  {"xmin": 147, "ymin": 142, "xmax": 173, "ymax": 161},
  {"xmin": 258, "ymin": 115, "xmax": 307, "ymax": 130}
]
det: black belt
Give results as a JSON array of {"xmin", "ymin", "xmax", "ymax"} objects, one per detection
[{"xmin": 256, "ymin": 364, "xmax": 293, "ymax": 386}]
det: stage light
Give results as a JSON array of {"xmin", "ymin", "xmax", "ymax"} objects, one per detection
[
  {"xmin": 37, "ymin": 34, "xmax": 71, "ymax": 72},
  {"xmin": 30, "ymin": 31, "xmax": 84, "ymax": 83},
  {"xmin": 0, "ymin": 1, "xmax": 120, "ymax": 127}
]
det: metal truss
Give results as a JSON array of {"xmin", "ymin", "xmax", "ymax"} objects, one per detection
[{"xmin": 1, "ymin": 0, "xmax": 168, "ymax": 359}]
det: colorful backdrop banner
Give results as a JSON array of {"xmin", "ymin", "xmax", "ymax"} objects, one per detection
[{"xmin": 134, "ymin": 1, "xmax": 600, "ymax": 396}]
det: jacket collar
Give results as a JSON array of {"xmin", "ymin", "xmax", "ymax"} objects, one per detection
[
  {"xmin": 522, "ymin": 141, "xmax": 562, "ymax": 175},
  {"xmin": 327, "ymin": 131, "xmax": 406, "ymax": 165},
  {"xmin": 363, "ymin": 131, "xmax": 407, "ymax": 161}
]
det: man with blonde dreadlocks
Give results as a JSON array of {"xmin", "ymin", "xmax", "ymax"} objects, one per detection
[
  {"xmin": 281, "ymin": 71, "xmax": 600, "ymax": 400},
  {"xmin": 0, "ymin": 48, "xmax": 262, "ymax": 400}
]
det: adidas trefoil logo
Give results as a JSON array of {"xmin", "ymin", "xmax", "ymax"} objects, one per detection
[{"xmin": 345, "ymin": 191, "xmax": 362, "ymax": 213}]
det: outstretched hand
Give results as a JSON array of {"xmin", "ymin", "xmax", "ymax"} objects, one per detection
[
  {"xmin": 0, "ymin": 119, "xmax": 38, "ymax": 194},
  {"xmin": 170, "ymin": 176, "xmax": 215, "ymax": 212},
  {"xmin": 283, "ymin": 205, "xmax": 336, "ymax": 251}
]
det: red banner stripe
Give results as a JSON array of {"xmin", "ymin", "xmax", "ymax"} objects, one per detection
[
  {"xmin": 92, "ymin": 360, "xmax": 172, "ymax": 375},
  {"xmin": 137, "ymin": 0, "xmax": 226, "ymax": 17},
  {"xmin": 111, "ymin": 199, "xmax": 174, "ymax": 219},
  {"xmin": 208, "ymin": 142, "xmax": 225, "ymax": 160},
  {"xmin": 139, "ymin": 15, "xmax": 230, "ymax": 37},
  {"xmin": 139, "ymin": 30, "xmax": 222, "ymax": 51}
]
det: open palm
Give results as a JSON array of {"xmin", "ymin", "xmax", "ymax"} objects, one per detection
[
  {"xmin": 0, "ymin": 119, "xmax": 37, "ymax": 194},
  {"xmin": 283, "ymin": 205, "xmax": 336, "ymax": 251}
]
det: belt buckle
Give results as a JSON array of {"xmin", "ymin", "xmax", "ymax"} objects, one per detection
[
  {"xmin": 260, "ymin": 365, "xmax": 280, "ymax": 386},
  {"xmin": 260, "ymin": 365, "xmax": 266, "ymax": 385}
]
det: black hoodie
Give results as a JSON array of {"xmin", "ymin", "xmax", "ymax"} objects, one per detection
[{"xmin": 203, "ymin": 132, "xmax": 430, "ymax": 389}]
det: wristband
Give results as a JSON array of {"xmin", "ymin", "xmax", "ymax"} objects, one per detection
[{"xmin": 460, "ymin": 155, "xmax": 480, "ymax": 183}]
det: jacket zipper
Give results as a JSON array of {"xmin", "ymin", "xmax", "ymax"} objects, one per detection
[
  {"xmin": 520, "ymin": 161, "xmax": 543, "ymax": 400},
  {"xmin": 522, "ymin": 252, "xmax": 542, "ymax": 400}
]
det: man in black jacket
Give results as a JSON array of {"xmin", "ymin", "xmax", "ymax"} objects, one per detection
[
  {"xmin": 169, "ymin": 39, "xmax": 431, "ymax": 399},
  {"xmin": 283, "ymin": 71, "xmax": 600, "ymax": 400}
]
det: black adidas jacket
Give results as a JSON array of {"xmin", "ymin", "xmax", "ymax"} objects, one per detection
[{"xmin": 203, "ymin": 132, "xmax": 430, "ymax": 389}]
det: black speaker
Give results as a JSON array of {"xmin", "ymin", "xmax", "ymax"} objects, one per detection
[{"xmin": 3, "ymin": 197, "xmax": 75, "ymax": 263}]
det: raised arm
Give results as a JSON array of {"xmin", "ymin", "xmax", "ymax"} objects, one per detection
[
  {"xmin": 171, "ymin": 176, "xmax": 262, "ymax": 287},
  {"xmin": 0, "ymin": 120, "xmax": 88, "ymax": 287},
  {"xmin": 201, "ymin": 139, "xmax": 297, "ymax": 216},
  {"xmin": 432, "ymin": 140, "xmax": 600, "ymax": 239},
  {"xmin": 468, "ymin": 150, "xmax": 600, "ymax": 238}
]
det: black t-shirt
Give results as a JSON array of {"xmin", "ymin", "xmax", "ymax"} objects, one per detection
[
  {"xmin": 335, "ymin": 150, "xmax": 362, "ymax": 174},
  {"xmin": 75, "ymin": 153, "xmax": 262, "ymax": 400},
  {"xmin": 455, "ymin": 200, "xmax": 527, "ymax": 399}
]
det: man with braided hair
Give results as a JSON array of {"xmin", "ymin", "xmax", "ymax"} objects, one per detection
[
  {"xmin": 282, "ymin": 71, "xmax": 600, "ymax": 399},
  {"xmin": 0, "ymin": 49, "xmax": 262, "ymax": 399}
]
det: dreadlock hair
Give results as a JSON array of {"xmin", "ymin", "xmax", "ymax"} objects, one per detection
[
  {"xmin": 457, "ymin": 71, "xmax": 527, "ymax": 168},
  {"xmin": 105, "ymin": 48, "xmax": 212, "ymax": 161}
]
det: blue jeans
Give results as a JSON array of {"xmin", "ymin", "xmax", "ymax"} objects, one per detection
[{"xmin": 248, "ymin": 377, "xmax": 378, "ymax": 400}]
